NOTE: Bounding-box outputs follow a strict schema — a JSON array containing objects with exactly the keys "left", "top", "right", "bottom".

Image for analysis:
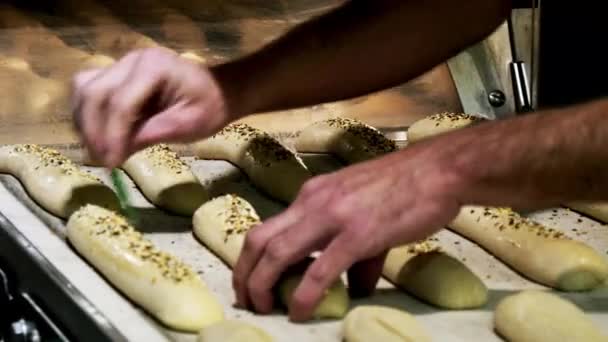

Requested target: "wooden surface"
[{"left": 0, "top": 0, "right": 462, "bottom": 150}]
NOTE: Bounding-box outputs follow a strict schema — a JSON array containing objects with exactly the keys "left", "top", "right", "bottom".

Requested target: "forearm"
[
  {"left": 443, "top": 99, "right": 608, "bottom": 209},
  {"left": 213, "top": 0, "right": 511, "bottom": 117}
]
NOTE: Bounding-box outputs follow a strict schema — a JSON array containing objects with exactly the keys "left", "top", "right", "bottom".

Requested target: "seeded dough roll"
[
  {"left": 494, "top": 290, "right": 607, "bottom": 342},
  {"left": 295, "top": 117, "right": 397, "bottom": 163},
  {"left": 193, "top": 194, "right": 349, "bottom": 319},
  {"left": 567, "top": 201, "right": 608, "bottom": 223},
  {"left": 194, "top": 123, "right": 312, "bottom": 203},
  {"left": 383, "top": 242, "right": 487, "bottom": 309},
  {"left": 407, "top": 112, "right": 485, "bottom": 143},
  {"left": 0, "top": 144, "right": 119, "bottom": 218},
  {"left": 122, "top": 144, "right": 208, "bottom": 215},
  {"left": 449, "top": 206, "right": 608, "bottom": 291},
  {"left": 67, "top": 205, "right": 224, "bottom": 331},
  {"left": 197, "top": 320, "right": 273, "bottom": 342},
  {"left": 342, "top": 306, "right": 431, "bottom": 342}
]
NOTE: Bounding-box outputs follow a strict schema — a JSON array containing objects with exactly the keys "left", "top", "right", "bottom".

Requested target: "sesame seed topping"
[
  {"left": 213, "top": 123, "right": 308, "bottom": 166},
  {"left": 428, "top": 112, "right": 484, "bottom": 123},
  {"left": 11, "top": 144, "right": 100, "bottom": 181},
  {"left": 218, "top": 194, "right": 261, "bottom": 242},
  {"left": 142, "top": 144, "right": 189, "bottom": 174},
  {"left": 74, "top": 205, "right": 196, "bottom": 283},
  {"left": 406, "top": 240, "right": 440, "bottom": 255},
  {"left": 323, "top": 117, "right": 397, "bottom": 155},
  {"left": 483, "top": 207, "right": 567, "bottom": 239}
]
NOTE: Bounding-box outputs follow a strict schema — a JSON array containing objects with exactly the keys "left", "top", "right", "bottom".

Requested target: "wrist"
[{"left": 210, "top": 62, "right": 249, "bottom": 120}]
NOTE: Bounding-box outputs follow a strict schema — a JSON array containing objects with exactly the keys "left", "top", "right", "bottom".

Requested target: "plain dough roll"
[
  {"left": 494, "top": 290, "right": 607, "bottom": 342},
  {"left": 0, "top": 57, "right": 68, "bottom": 120},
  {"left": 67, "top": 205, "right": 224, "bottom": 332},
  {"left": 383, "top": 242, "right": 487, "bottom": 309},
  {"left": 122, "top": 144, "right": 208, "bottom": 215},
  {"left": 449, "top": 206, "right": 608, "bottom": 291},
  {"left": 342, "top": 305, "right": 432, "bottom": 342},
  {"left": 197, "top": 320, "right": 273, "bottom": 342},
  {"left": 193, "top": 194, "right": 349, "bottom": 319},
  {"left": 407, "top": 112, "right": 485, "bottom": 143},
  {"left": 194, "top": 123, "right": 312, "bottom": 203},
  {"left": 295, "top": 117, "right": 397, "bottom": 163},
  {"left": 0, "top": 144, "right": 119, "bottom": 218},
  {"left": 567, "top": 201, "right": 608, "bottom": 223}
]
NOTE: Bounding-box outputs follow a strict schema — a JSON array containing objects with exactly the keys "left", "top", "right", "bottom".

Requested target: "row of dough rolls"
[
  {"left": 293, "top": 117, "right": 488, "bottom": 309},
  {"left": 407, "top": 112, "right": 608, "bottom": 291},
  {"left": 287, "top": 114, "right": 608, "bottom": 341},
  {"left": 0, "top": 144, "right": 226, "bottom": 332},
  {"left": 408, "top": 113, "right": 608, "bottom": 341}
]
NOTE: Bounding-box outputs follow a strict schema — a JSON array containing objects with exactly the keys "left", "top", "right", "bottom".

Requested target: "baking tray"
[{"left": 0, "top": 154, "right": 607, "bottom": 341}]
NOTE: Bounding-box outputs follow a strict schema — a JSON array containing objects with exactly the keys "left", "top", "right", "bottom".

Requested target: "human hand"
[
  {"left": 72, "top": 47, "right": 239, "bottom": 167},
  {"left": 232, "top": 139, "right": 467, "bottom": 321}
]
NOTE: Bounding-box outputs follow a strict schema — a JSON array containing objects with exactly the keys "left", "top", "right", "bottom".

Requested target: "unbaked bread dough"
[
  {"left": 494, "top": 290, "right": 607, "bottom": 342},
  {"left": 407, "top": 112, "right": 608, "bottom": 290},
  {"left": 197, "top": 320, "right": 273, "bottom": 342},
  {"left": 122, "top": 144, "right": 208, "bottom": 215},
  {"left": 193, "top": 194, "right": 349, "bottom": 319},
  {"left": 295, "top": 117, "right": 397, "bottom": 163},
  {"left": 449, "top": 206, "right": 608, "bottom": 290},
  {"left": 194, "top": 123, "right": 312, "bottom": 203},
  {"left": 407, "top": 112, "right": 485, "bottom": 143},
  {"left": 0, "top": 4, "right": 114, "bottom": 79},
  {"left": 0, "top": 57, "right": 68, "bottom": 121},
  {"left": 0, "top": 144, "right": 119, "bottom": 218},
  {"left": 67, "top": 204, "right": 224, "bottom": 332},
  {"left": 342, "top": 305, "right": 432, "bottom": 342},
  {"left": 567, "top": 201, "right": 608, "bottom": 224},
  {"left": 383, "top": 241, "right": 487, "bottom": 309}
]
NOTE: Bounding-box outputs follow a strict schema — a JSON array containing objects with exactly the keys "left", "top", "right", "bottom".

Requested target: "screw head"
[{"left": 488, "top": 90, "right": 506, "bottom": 107}]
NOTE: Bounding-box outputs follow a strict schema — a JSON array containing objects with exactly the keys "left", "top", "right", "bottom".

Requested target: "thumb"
[{"left": 347, "top": 251, "right": 387, "bottom": 298}]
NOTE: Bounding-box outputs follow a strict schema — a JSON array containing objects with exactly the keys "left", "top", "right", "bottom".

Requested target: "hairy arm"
[
  {"left": 440, "top": 99, "right": 608, "bottom": 209},
  {"left": 213, "top": 0, "right": 512, "bottom": 116}
]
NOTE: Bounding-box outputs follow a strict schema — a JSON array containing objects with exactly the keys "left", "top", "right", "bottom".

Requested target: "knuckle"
[
  {"left": 306, "top": 263, "right": 329, "bottom": 286},
  {"left": 243, "top": 230, "right": 264, "bottom": 254},
  {"left": 246, "top": 279, "right": 265, "bottom": 298},
  {"left": 107, "top": 96, "right": 129, "bottom": 116},
  {"left": 289, "top": 291, "right": 309, "bottom": 309},
  {"left": 141, "top": 47, "right": 176, "bottom": 63},
  {"left": 326, "top": 197, "right": 349, "bottom": 225},
  {"left": 301, "top": 176, "right": 325, "bottom": 194},
  {"left": 81, "top": 81, "right": 109, "bottom": 100},
  {"left": 266, "top": 237, "right": 288, "bottom": 262}
]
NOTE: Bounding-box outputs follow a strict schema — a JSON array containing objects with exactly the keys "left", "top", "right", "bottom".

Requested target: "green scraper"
[{"left": 110, "top": 168, "right": 138, "bottom": 225}]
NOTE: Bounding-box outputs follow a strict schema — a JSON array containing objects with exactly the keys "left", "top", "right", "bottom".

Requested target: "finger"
[
  {"left": 347, "top": 251, "right": 387, "bottom": 298},
  {"left": 232, "top": 207, "right": 304, "bottom": 310},
  {"left": 104, "top": 60, "right": 165, "bottom": 167},
  {"left": 73, "top": 53, "right": 141, "bottom": 162},
  {"left": 89, "top": 52, "right": 145, "bottom": 166},
  {"left": 72, "top": 68, "right": 103, "bottom": 132},
  {"left": 73, "top": 69, "right": 113, "bottom": 161},
  {"left": 288, "top": 233, "right": 357, "bottom": 322},
  {"left": 246, "top": 214, "right": 334, "bottom": 314},
  {"left": 130, "top": 104, "right": 198, "bottom": 150}
]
